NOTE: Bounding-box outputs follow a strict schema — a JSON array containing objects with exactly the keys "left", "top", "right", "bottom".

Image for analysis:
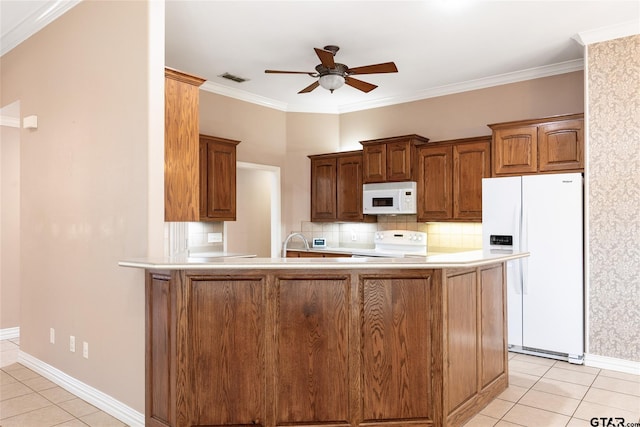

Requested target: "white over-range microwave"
[{"left": 363, "top": 181, "right": 417, "bottom": 215}]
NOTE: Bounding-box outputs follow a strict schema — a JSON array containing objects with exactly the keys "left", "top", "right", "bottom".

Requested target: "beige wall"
[
  {"left": 586, "top": 34, "right": 640, "bottom": 362},
  {"left": 339, "top": 71, "right": 585, "bottom": 146},
  {"left": 1, "top": 118, "right": 21, "bottom": 330},
  {"left": 0, "top": 1, "right": 150, "bottom": 412}
]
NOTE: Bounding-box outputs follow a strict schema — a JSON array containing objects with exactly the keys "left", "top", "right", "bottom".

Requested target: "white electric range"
[{"left": 349, "top": 230, "right": 428, "bottom": 258}]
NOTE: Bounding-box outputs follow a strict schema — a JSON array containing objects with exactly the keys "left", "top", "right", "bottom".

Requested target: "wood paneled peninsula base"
[{"left": 120, "top": 253, "right": 527, "bottom": 427}]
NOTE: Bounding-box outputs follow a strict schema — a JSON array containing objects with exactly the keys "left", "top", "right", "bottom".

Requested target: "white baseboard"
[
  {"left": 0, "top": 327, "right": 20, "bottom": 340},
  {"left": 584, "top": 353, "right": 640, "bottom": 375},
  {"left": 17, "top": 351, "right": 144, "bottom": 427}
]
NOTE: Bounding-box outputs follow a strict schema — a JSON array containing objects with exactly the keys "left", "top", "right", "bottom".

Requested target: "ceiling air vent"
[{"left": 219, "top": 72, "right": 249, "bottom": 83}]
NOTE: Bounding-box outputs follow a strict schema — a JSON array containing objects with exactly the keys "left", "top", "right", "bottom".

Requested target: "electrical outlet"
[
  {"left": 69, "top": 336, "right": 76, "bottom": 352},
  {"left": 82, "top": 341, "right": 89, "bottom": 359},
  {"left": 50, "top": 328, "right": 55, "bottom": 344},
  {"left": 207, "top": 232, "right": 223, "bottom": 243}
]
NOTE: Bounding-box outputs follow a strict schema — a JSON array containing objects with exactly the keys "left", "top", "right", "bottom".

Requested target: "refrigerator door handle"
[
  {"left": 513, "top": 205, "right": 522, "bottom": 295},
  {"left": 521, "top": 206, "right": 529, "bottom": 294}
]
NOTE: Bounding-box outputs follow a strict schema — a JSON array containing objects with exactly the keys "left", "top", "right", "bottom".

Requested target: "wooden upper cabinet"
[
  {"left": 489, "top": 113, "right": 584, "bottom": 177},
  {"left": 453, "top": 138, "right": 491, "bottom": 220},
  {"left": 337, "top": 153, "right": 365, "bottom": 221},
  {"left": 164, "top": 68, "right": 206, "bottom": 221},
  {"left": 361, "top": 134, "right": 429, "bottom": 183},
  {"left": 538, "top": 119, "right": 584, "bottom": 172},
  {"left": 199, "top": 135, "right": 240, "bottom": 221},
  {"left": 310, "top": 156, "right": 338, "bottom": 221},
  {"left": 361, "top": 143, "right": 386, "bottom": 183},
  {"left": 309, "top": 151, "right": 373, "bottom": 222},
  {"left": 417, "top": 144, "right": 453, "bottom": 221},
  {"left": 417, "top": 136, "right": 491, "bottom": 222},
  {"left": 492, "top": 126, "right": 538, "bottom": 176}
]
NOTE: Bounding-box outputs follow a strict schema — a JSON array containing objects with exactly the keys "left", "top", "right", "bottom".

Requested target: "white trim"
[
  {"left": 0, "top": 327, "right": 20, "bottom": 340},
  {"left": 584, "top": 353, "right": 640, "bottom": 375},
  {"left": 200, "top": 81, "right": 290, "bottom": 112},
  {"left": 0, "top": 116, "right": 20, "bottom": 128},
  {"left": 17, "top": 351, "right": 144, "bottom": 427},
  {"left": 0, "top": 0, "right": 81, "bottom": 57},
  {"left": 573, "top": 20, "right": 640, "bottom": 46},
  {"left": 200, "top": 59, "right": 584, "bottom": 114}
]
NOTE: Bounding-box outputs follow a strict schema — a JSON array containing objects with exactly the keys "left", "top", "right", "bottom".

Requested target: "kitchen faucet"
[{"left": 281, "top": 232, "right": 310, "bottom": 257}]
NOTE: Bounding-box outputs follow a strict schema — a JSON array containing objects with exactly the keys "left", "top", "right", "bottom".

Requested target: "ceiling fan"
[{"left": 265, "top": 45, "right": 398, "bottom": 94}]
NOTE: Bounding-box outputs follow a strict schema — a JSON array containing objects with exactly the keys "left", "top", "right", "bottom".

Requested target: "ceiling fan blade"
[
  {"left": 265, "top": 70, "right": 315, "bottom": 75},
  {"left": 314, "top": 48, "right": 336, "bottom": 69},
  {"left": 298, "top": 81, "right": 320, "bottom": 94},
  {"left": 347, "top": 62, "right": 398, "bottom": 75},
  {"left": 345, "top": 76, "right": 377, "bottom": 93}
]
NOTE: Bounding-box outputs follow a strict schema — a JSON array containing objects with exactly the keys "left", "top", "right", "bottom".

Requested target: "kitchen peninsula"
[{"left": 120, "top": 251, "right": 527, "bottom": 427}]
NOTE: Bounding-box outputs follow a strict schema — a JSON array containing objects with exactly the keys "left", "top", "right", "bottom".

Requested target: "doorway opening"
[{"left": 224, "top": 162, "right": 281, "bottom": 257}]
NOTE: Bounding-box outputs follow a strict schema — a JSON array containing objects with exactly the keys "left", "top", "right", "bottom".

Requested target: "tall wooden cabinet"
[
  {"left": 164, "top": 68, "right": 206, "bottom": 221},
  {"left": 309, "top": 151, "right": 373, "bottom": 222},
  {"left": 416, "top": 136, "right": 491, "bottom": 222},
  {"left": 199, "top": 135, "right": 240, "bottom": 221},
  {"left": 360, "top": 134, "right": 429, "bottom": 183},
  {"left": 489, "top": 114, "right": 584, "bottom": 176}
]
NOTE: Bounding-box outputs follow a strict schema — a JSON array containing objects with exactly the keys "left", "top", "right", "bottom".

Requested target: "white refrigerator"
[{"left": 482, "top": 173, "right": 584, "bottom": 364}]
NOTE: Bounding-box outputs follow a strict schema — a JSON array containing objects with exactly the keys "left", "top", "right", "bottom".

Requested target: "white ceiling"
[{"left": 2, "top": 1, "right": 639, "bottom": 114}]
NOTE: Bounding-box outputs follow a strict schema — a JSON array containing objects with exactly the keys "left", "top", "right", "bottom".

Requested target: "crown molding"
[
  {"left": 202, "top": 59, "right": 584, "bottom": 114},
  {"left": 200, "top": 81, "right": 290, "bottom": 112},
  {"left": 0, "top": 0, "right": 81, "bottom": 57},
  {"left": 572, "top": 20, "right": 640, "bottom": 45}
]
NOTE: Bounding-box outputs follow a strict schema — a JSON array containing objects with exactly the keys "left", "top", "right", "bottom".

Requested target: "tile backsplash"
[
  {"left": 165, "top": 221, "right": 224, "bottom": 256},
  {"left": 295, "top": 215, "right": 482, "bottom": 252}
]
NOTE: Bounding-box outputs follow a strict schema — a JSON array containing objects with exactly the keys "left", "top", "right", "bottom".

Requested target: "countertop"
[{"left": 118, "top": 250, "right": 528, "bottom": 270}]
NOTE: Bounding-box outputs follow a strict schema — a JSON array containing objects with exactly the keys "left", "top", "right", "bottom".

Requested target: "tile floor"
[
  {"left": 464, "top": 352, "right": 640, "bottom": 426},
  {"left": 1, "top": 338, "right": 128, "bottom": 426},
  {"left": 2, "top": 338, "right": 639, "bottom": 427}
]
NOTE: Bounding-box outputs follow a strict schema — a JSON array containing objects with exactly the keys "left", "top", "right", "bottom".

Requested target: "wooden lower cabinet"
[{"left": 145, "top": 264, "right": 507, "bottom": 427}]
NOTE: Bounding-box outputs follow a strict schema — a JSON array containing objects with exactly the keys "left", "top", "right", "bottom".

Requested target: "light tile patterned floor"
[
  {"left": 1, "top": 338, "right": 127, "bottom": 426},
  {"left": 2, "top": 338, "right": 639, "bottom": 426},
  {"left": 464, "top": 352, "right": 640, "bottom": 427}
]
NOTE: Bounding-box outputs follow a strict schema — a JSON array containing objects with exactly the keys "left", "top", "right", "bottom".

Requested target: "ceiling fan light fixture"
[{"left": 318, "top": 74, "right": 345, "bottom": 93}]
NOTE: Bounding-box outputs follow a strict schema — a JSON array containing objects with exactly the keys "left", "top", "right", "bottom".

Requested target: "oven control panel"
[{"left": 374, "top": 230, "right": 426, "bottom": 244}]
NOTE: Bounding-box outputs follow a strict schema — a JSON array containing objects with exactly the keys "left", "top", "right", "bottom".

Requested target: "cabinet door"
[
  {"left": 362, "top": 275, "right": 433, "bottom": 422},
  {"left": 492, "top": 126, "right": 537, "bottom": 176},
  {"left": 362, "top": 143, "right": 386, "bottom": 183},
  {"left": 453, "top": 140, "right": 491, "bottom": 220},
  {"left": 445, "top": 270, "right": 478, "bottom": 415},
  {"left": 200, "top": 138, "right": 237, "bottom": 221},
  {"left": 538, "top": 119, "right": 584, "bottom": 172},
  {"left": 417, "top": 145, "right": 453, "bottom": 221},
  {"left": 187, "top": 277, "right": 266, "bottom": 426},
  {"left": 310, "top": 157, "right": 337, "bottom": 221},
  {"left": 337, "top": 154, "right": 364, "bottom": 221},
  {"left": 386, "top": 141, "right": 412, "bottom": 182},
  {"left": 275, "top": 276, "right": 351, "bottom": 424}
]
